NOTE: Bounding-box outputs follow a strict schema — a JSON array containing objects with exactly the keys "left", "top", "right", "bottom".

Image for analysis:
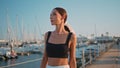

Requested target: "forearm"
[
  {"left": 40, "top": 57, "right": 48, "bottom": 68},
  {"left": 69, "top": 58, "right": 76, "bottom": 68}
]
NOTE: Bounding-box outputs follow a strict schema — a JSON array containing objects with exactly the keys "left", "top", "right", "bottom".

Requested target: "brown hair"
[
  {"left": 54, "top": 7, "right": 67, "bottom": 23},
  {"left": 54, "top": 7, "right": 70, "bottom": 32}
]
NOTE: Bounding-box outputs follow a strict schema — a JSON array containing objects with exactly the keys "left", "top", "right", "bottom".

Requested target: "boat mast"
[
  {"left": 6, "top": 8, "right": 11, "bottom": 42},
  {"left": 21, "top": 16, "right": 24, "bottom": 42},
  {"left": 35, "top": 16, "right": 41, "bottom": 43},
  {"left": 94, "top": 24, "right": 97, "bottom": 37},
  {"left": 16, "top": 15, "right": 18, "bottom": 43}
]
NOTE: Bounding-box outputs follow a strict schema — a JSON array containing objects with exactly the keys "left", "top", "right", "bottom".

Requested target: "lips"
[{"left": 51, "top": 19, "right": 54, "bottom": 22}]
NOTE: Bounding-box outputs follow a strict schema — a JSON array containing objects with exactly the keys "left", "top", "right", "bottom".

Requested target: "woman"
[{"left": 40, "top": 7, "right": 76, "bottom": 68}]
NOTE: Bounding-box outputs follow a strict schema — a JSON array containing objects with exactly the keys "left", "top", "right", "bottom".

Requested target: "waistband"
[{"left": 46, "top": 65, "right": 69, "bottom": 68}]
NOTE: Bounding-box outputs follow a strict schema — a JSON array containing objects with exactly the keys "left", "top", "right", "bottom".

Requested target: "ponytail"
[{"left": 64, "top": 25, "right": 70, "bottom": 32}]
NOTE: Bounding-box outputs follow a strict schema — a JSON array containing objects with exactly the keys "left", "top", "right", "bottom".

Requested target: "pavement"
[{"left": 85, "top": 44, "right": 120, "bottom": 68}]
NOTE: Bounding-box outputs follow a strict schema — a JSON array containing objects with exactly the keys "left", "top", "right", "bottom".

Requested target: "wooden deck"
[{"left": 85, "top": 44, "right": 120, "bottom": 68}]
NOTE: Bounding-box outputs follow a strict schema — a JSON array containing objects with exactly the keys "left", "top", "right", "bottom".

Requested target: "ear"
[
  {"left": 61, "top": 15, "right": 65, "bottom": 20},
  {"left": 63, "top": 15, "right": 66, "bottom": 19}
]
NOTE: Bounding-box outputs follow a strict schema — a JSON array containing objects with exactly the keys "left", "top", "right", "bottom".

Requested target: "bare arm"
[
  {"left": 69, "top": 34, "right": 77, "bottom": 68},
  {"left": 40, "top": 32, "right": 48, "bottom": 68}
]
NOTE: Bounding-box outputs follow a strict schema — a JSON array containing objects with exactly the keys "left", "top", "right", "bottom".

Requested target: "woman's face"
[{"left": 50, "top": 9, "right": 62, "bottom": 25}]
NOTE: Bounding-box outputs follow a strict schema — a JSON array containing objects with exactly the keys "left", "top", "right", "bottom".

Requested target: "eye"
[
  {"left": 50, "top": 11, "right": 57, "bottom": 17},
  {"left": 52, "top": 12, "right": 56, "bottom": 15}
]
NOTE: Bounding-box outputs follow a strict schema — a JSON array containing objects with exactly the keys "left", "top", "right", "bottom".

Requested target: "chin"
[
  {"left": 51, "top": 23, "right": 54, "bottom": 25},
  {"left": 51, "top": 22, "right": 55, "bottom": 25}
]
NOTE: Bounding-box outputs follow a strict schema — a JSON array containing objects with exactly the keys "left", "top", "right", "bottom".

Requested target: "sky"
[{"left": 0, "top": 0, "right": 120, "bottom": 40}]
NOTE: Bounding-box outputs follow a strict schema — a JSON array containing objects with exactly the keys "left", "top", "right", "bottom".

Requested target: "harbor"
[
  {"left": 0, "top": 54, "right": 42, "bottom": 68},
  {"left": 0, "top": 36, "right": 120, "bottom": 68},
  {"left": 0, "top": 0, "right": 120, "bottom": 68}
]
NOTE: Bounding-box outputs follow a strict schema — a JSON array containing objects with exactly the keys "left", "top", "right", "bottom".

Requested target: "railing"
[{"left": 77, "top": 42, "right": 115, "bottom": 68}]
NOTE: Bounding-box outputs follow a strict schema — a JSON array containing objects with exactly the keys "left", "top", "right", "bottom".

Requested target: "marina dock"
[
  {"left": 85, "top": 44, "right": 120, "bottom": 68},
  {"left": 0, "top": 37, "right": 119, "bottom": 68}
]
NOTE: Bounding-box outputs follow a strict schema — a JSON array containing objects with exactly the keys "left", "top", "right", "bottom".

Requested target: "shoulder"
[
  {"left": 70, "top": 32, "right": 76, "bottom": 41},
  {"left": 45, "top": 32, "right": 48, "bottom": 37},
  {"left": 69, "top": 33, "right": 77, "bottom": 48},
  {"left": 44, "top": 31, "right": 52, "bottom": 40},
  {"left": 45, "top": 31, "right": 52, "bottom": 36}
]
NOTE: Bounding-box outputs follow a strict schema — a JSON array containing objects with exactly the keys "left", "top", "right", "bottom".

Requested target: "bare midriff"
[{"left": 48, "top": 57, "right": 69, "bottom": 66}]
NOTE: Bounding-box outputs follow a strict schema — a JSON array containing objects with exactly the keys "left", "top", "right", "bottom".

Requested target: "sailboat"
[{"left": 3, "top": 9, "right": 18, "bottom": 60}]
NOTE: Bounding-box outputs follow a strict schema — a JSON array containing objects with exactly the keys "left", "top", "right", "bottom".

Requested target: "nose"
[
  {"left": 50, "top": 16, "right": 52, "bottom": 19},
  {"left": 50, "top": 14, "right": 52, "bottom": 19},
  {"left": 50, "top": 14, "right": 53, "bottom": 20}
]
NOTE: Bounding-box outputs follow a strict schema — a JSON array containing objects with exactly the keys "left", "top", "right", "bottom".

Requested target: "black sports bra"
[{"left": 46, "top": 31, "right": 72, "bottom": 58}]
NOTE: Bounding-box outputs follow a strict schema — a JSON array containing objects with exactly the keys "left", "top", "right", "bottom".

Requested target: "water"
[
  {"left": 0, "top": 54, "right": 43, "bottom": 68},
  {"left": 0, "top": 44, "right": 99, "bottom": 68}
]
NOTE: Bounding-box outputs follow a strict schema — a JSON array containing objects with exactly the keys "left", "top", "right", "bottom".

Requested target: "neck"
[{"left": 54, "top": 23, "right": 66, "bottom": 34}]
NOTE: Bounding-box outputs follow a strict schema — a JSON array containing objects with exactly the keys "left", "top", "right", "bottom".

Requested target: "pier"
[{"left": 85, "top": 44, "right": 120, "bottom": 68}]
